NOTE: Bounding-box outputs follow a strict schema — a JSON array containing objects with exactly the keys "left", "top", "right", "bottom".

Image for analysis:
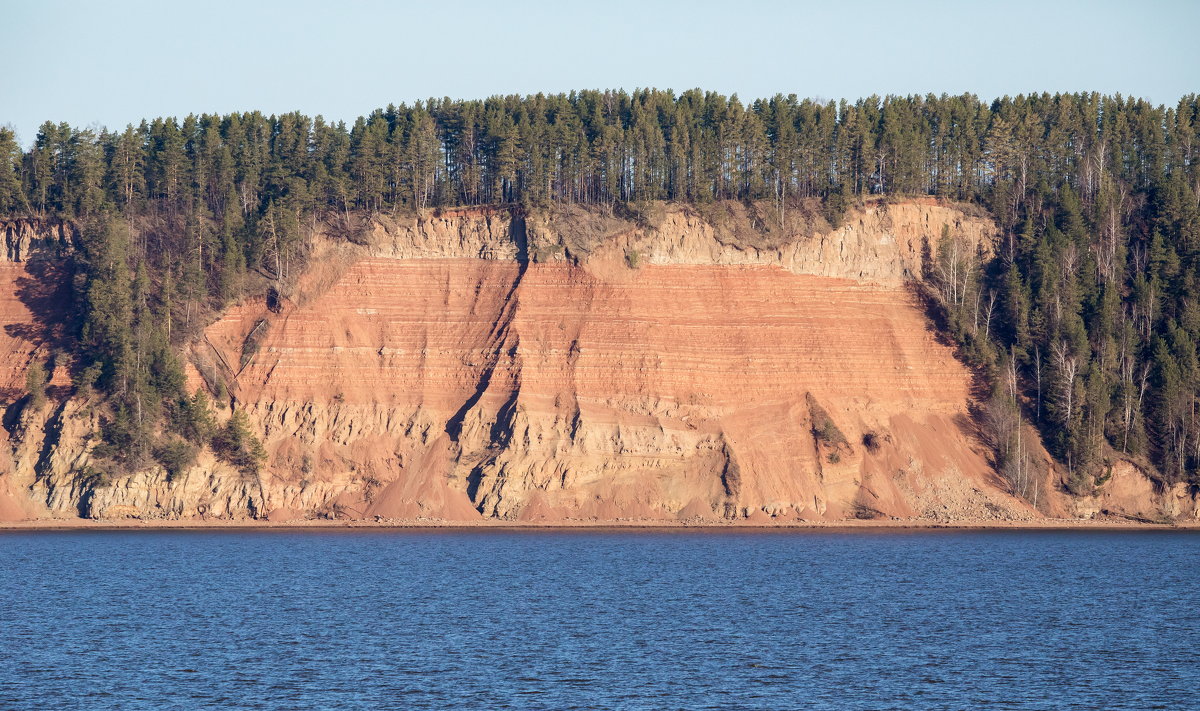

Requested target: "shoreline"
[{"left": 2, "top": 517, "right": 1197, "bottom": 532}]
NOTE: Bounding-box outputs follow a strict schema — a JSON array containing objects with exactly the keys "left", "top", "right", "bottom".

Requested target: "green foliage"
[
  {"left": 815, "top": 419, "right": 847, "bottom": 447},
  {"left": 0, "top": 90, "right": 1198, "bottom": 488},
  {"left": 822, "top": 187, "right": 849, "bottom": 228},
  {"left": 91, "top": 405, "right": 146, "bottom": 467},
  {"left": 0, "top": 128, "right": 27, "bottom": 213},
  {"left": 169, "top": 390, "right": 217, "bottom": 445},
  {"left": 153, "top": 437, "right": 198, "bottom": 481},
  {"left": 212, "top": 409, "right": 267, "bottom": 476},
  {"left": 1065, "top": 468, "right": 1094, "bottom": 496},
  {"left": 24, "top": 357, "right": 47, "bottom": 410},
  {"left": 77, "top": 464, "right": 113, "bottom": 489},
  {"left": 808, "top": 394, "right": 848, "bottom": 447}
]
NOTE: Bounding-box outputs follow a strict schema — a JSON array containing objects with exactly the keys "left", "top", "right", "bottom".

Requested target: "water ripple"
[{"left": 0, "top": 529, "right": 1197, "bottom": 710}]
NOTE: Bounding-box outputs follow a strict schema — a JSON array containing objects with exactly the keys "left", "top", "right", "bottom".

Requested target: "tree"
[
  {"left": 25, "top": 357, "right": 47, "bottom": 410},
  {"left": 212, "top": 409, "right": 267, "bottom": 476},
  {"left": 0, "top": 127, "right": 27, "bottom": 213},
  {"left": 2, "top": 90, "right": 1199, "bottom": 486}
]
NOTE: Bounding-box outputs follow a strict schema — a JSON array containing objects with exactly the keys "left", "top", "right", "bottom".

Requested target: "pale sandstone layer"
[{"left": 0, "top": 205, "right": 1195, "bottom": 523}]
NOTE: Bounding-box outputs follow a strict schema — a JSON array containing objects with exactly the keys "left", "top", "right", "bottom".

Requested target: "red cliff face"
[
  {"left": 193, "top": 201, "right": 1032, "bottom": 522},
  {"left": 0, "top": 218, "right": 76, "bottom": 520},
  {"left": 2, "top": 204, "right": 1195, "bottom": 522}
]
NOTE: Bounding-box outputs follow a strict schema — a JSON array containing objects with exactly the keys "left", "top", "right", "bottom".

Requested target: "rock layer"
[
  {"left": 1, "top": 203, "right": 1195, "bottom": 522},
  {"left": 198, "top": 201, "right": 1023, "bottom": 522}
]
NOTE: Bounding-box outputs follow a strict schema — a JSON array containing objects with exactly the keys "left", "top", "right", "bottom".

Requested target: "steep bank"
[{"left": 1, "top": 203, "right": 1195, "bottom": 523}]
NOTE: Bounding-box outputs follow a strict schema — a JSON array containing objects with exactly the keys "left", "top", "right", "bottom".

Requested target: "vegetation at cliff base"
[{"left": 0, "top": 89, "right": 1197, "bottom": 490}]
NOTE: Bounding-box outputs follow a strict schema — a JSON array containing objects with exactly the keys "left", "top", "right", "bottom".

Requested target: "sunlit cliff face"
[{"left": 1, "top": 204, "right": 1194, "bottom": 523}]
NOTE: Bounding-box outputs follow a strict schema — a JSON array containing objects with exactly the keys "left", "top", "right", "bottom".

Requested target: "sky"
[{"left": 2, "top": 0, "right": 1197, "bottom": 146}]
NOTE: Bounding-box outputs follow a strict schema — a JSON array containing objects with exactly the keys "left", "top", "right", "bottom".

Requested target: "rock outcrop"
[{"left": 1, "top": 202, "right": 1195, "bottom": 522}]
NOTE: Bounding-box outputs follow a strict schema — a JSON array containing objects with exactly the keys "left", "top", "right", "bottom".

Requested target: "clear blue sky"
[{"left": 3, "top": 0, "right": 1197, "bottom": 146}]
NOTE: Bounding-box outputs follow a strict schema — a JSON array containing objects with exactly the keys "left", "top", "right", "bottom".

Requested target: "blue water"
[{"left": 1, "top": 530, "right": 1198, "bottom": 710}]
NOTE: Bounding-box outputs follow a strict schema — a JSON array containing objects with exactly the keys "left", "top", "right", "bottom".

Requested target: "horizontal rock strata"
[{"left": 1, "top": 203, "right": 1193, "bottom": 522}]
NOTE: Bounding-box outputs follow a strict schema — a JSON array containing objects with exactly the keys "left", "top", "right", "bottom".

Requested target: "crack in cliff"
[
  {"left": 14, "top": 202, "right": 1167, "bottom": 524},
  {"left": 719, "top": 438, "right": 742, "bottom": 498},
  {"left": 444, "top": 220, "right": 528, "bottom": 442},
  {"left": 445, "top": 214, "right": 529, "bottom": 509}
]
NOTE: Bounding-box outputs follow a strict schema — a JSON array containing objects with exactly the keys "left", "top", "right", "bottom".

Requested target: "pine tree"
[{"left": 0, "top": 128, "right": 27, "bottom": 213}]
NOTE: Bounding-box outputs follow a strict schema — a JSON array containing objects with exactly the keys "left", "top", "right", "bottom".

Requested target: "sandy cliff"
[{"left": 0, "top": 204, "right": 1194, "bottom": 523}]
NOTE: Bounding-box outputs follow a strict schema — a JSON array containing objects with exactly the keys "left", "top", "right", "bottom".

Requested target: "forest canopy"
[{"left": 0, "top": 89, "right": 1197, "bottom": 490}]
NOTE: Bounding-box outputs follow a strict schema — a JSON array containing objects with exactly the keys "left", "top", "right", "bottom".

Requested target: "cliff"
[{"left": 0, "top": 204, "right": 1195, "bottom": 523}]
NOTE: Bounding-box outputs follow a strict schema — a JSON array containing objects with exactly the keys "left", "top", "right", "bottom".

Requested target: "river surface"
[{"left": 1, "top": 529, "right": 1197, "bottom": 710}]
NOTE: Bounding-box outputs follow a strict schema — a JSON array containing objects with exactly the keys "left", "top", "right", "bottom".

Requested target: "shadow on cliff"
[
  {"left": 5, "top": 257, "right": 77, "bottom": 354},
  {"left": 444, "top": 212, "right": 528, "bottom": 510},
  {"left": 908, "top": 280, "right": 992, "bottom": 402},
  {"left": 908, "top": 280, "right": 1024, "bottom": 498}
]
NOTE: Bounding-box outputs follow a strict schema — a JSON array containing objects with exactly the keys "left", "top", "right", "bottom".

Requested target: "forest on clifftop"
[{"left": 0, "top": 89, "right": 1197, "bottom": 494}]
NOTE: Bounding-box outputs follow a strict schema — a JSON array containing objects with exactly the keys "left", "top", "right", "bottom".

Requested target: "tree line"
[{"left": 0, "top": 89, "right": 1197, "bottom": 494}]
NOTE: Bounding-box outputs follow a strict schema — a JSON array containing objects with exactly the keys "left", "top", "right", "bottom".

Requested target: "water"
[{"left": 1, "top": 529, "right": 1197, "bottom": 710}]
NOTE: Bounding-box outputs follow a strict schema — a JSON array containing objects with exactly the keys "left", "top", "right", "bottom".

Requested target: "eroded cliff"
[{"left": 1, "top": 204, "right": 1194, "bottom": 523}]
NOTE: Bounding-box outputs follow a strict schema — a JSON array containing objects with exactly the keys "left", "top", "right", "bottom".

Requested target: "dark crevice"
[
  {"left": 720, "top": 438, "right": 741, "bottom": 498},
  {"left": 464, "top": 465, "right": 484, "bottom": 506},
  {"left": 446, "top": 213, "right": 530, "bottom": 513},
  {"left": 444, "top": 215, "right": 528, "bottom": 441}
]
